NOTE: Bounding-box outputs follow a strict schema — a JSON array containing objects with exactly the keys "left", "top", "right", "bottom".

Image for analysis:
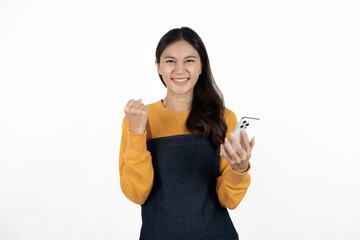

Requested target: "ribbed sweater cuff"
[
  {"left": 126, "top": 130, "right": 148, "bottom": 155},
  {"left": 228, "top": 163, "right": 251, "bottom": 184}
]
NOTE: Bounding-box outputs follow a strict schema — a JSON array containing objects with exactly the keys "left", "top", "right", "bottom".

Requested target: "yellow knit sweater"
[{"left": 119, "top": 100, "right": 250, "bottom": 209}]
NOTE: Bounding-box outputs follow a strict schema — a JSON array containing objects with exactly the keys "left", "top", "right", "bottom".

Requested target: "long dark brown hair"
[{"left": 155, "top": 27, "right": 227, "bottom": 153}]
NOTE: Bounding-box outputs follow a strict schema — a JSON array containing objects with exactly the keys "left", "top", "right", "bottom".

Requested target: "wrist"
[
  {"left": 233, "top": 163, "right": 249, "bottom": 173},
  {"left": 129, "top": 128, "right": 145, "bottom": 134}
]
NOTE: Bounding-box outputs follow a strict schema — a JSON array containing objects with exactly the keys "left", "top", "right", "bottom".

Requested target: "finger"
[
  {"left": 220, "top": 144, "right": 232, "bottom": 162},
  {"left": 250, "top": 136, "right": 255, "bottom": 149},
  {"left": 227, "top": 136, "right": 248, "bottom": 162},
  {"left": 241, "top": 130, "right": 251, "bottom": 153},
  {"left": 229, "top": 133, "right": 243, "bottom": 154},
  {"left": 124, "top": 99, "right": 135, "bottom": 112},
  {"left": 131, "top": 99, "right": 142, "bottom": 110},
  {"left": 139, "top": 103, "right": 145, "bottom": 110},
  {"left": 224, "top": 138, "right": 241, "bottom": 161}
]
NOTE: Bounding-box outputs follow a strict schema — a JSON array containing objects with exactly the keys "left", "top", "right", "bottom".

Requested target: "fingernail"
[
  {"left": 230, "top": 133, "right": 235, "bottom": 137},
  {"left": 225, "top": 138, "right": 229, "bottom": 143}
]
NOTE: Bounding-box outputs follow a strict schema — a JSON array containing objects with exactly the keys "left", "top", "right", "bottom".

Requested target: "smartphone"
[{"left": 229, "top": 116, "right": 260, "bottom": 154}]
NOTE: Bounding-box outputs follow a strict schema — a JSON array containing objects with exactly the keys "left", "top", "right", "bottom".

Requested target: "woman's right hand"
[{"left": 124, "top": 98, "right": 148, "bottom": 134}]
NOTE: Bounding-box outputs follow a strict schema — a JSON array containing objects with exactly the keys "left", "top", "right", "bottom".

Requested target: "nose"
[{"left": 174, "top": 61, "right": 186, "bottom": 74}]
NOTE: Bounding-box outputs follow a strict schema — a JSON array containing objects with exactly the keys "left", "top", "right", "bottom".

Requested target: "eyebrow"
[{"left": 163, "top": 56, "right": 198, "bottom": 59}]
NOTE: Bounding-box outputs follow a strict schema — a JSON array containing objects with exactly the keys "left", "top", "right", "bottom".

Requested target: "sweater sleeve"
[
  {"left": 119, "top": 116, "right": 154, "bottom": 205},
  {"left": 216, "top": 110, "right": 251, "bottom": 210}
]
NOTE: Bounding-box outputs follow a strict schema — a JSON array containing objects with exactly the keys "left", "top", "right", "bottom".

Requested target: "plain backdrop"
[{"left": 1, "top": 0, "right": 359, "bottom": 239}]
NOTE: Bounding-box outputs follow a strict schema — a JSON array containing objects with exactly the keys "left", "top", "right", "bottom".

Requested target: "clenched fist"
[{"left": 124, "top": 98, "right": 148, "bottom": 134}]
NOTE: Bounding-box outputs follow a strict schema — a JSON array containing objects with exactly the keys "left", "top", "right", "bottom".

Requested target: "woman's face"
[{"left": 156, "top": 40, "right": 202, "bottom": 97}]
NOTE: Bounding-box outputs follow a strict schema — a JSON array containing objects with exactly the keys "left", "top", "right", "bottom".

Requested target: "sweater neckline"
[{"left": 156, "top": 100, "right": 190, "bottom": 117}]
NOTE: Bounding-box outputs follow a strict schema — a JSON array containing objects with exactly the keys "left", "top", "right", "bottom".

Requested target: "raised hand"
[{"left": 124, "top": 98, "right": 148, "bottom": 134}]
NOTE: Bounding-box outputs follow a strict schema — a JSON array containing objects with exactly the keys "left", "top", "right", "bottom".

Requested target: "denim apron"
[{"left": 140, "top": 134, "right": 238, "bottom": 240}]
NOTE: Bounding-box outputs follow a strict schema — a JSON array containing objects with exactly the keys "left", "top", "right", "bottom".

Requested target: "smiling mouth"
[{"left": 172, "top": 78, "right": 189, "bottom": 83}]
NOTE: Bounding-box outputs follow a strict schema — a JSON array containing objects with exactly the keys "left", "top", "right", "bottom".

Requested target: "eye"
[
  {"left": 186, "top": 59, "right": 195, "bottom": 62},
  {"left": 166, "top": 60, "right": 175, "bottom": 63}
]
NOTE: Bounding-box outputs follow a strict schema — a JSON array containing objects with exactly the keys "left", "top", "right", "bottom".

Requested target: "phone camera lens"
[
  {"left": 240, "top": 125, "right": 244, "bottom": 128},
  {"left": 246, "top": 123, "right": 250, "bottom": 127}
]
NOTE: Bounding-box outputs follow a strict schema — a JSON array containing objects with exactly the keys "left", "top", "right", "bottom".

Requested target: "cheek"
[
  {"left": 163, "top": 68, "right": 173, "bottom": 78},
  {"left": 190, "top": 65, "right": 202, "bottom": 75},
  {"left": 159, "top": 66, "right": 171, "bottom": 77}
]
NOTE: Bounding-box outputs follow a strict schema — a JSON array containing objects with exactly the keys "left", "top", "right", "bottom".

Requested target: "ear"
[{"left": 155, "top": 59, "right": 161, "bottom": 75}]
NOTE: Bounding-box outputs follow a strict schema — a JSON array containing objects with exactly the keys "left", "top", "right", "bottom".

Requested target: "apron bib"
[{"left": 140, "top": 134, "right": 238, "bottom": 240}]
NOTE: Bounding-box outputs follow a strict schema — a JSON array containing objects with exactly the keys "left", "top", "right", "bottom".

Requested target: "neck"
[{"left": 162, "top": 94, "right": 192, "bottom": 111}]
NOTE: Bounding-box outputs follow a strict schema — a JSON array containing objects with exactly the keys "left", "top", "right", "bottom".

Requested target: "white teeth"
[{"left": 172, "top": 78, "right": 188, "bottom": 83}]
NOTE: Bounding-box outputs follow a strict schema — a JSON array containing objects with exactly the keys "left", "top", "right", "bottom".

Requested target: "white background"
[{"left": 1, "top": 0, "right": 359, "bottom": 239}]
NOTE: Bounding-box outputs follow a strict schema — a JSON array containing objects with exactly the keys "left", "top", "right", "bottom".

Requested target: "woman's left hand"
[{"left": 220, "top": 131, "right": 255, "bottom": 173}]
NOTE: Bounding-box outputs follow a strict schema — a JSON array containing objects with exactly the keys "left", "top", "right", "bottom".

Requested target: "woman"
[{"left": 119, "top": 27, "right": 255, "bottom": 240}]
